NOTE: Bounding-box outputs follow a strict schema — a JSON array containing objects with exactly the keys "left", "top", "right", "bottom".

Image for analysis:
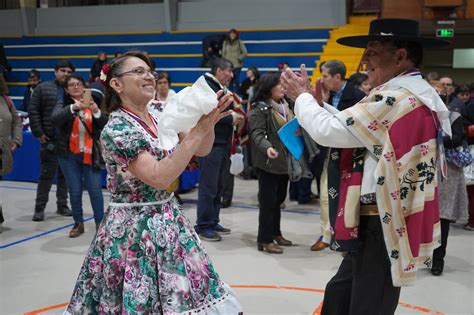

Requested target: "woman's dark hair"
[
  {"left": 102, "top": 50, "right": 153, "bottom": 114},
  {"left": 157, "top": 72, "right": 172, "bottom": 85},
  {"left": 227, "top": 28, "right": 239, "bottom": 41},
  {"left": 349, "top": 72, "right": 369, "bottom": 88},
  {"left": 248, "top": 67, "right": 260, "bottom": 81},
  {"left": 65, "top": 74, "right": 86, "bottom": 87},
  {"left": 252, "top": 72, "right": 281, "bottom": 105}
]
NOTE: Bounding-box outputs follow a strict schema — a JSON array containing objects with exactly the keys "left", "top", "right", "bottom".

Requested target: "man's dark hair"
[
  {"left": 383, "top": 39, "right": 424, "bottom": 68},
  {"left": 210, "top": 58, "right": 233, "bottom": 75},
  {"left": 28, "top": 69, "right": 40, "bottom": 79},
  {"left": 455, "top": 84, "right": 470, "bottom": 95},
  {"left": 252, "top": 72, "right": 281, "bottom": 105},
  {"left": 54, "top": 59, "right": 75, "bottom": 72},
  {"left": 321, "top": 60, "right": 346, "bottom": 79}
]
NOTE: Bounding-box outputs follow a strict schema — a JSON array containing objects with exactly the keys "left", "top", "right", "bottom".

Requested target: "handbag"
[
  {"left": 445, "top": 146, "right": 473, "bottom": 168},
  {"left": 77, "top": 114, "right": 105, "bottom": 169}
]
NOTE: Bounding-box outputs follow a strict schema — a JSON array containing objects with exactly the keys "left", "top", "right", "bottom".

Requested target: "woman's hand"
[
  {"left": 71, "top": 99, "right": 83, "bottom": 111},
  {"left": 267, "top": 147, "right": 279, "bottom": 159},
  {"left": 90, "top": 101, "right": 100, "bottom": 113}
]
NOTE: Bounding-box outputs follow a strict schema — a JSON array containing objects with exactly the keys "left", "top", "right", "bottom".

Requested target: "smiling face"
[
  {"left": 361, "top": 41, "right": 400, "bottom": 88},
  {"left": 111, "top": 57, "right": 156, "bottom": 107}
]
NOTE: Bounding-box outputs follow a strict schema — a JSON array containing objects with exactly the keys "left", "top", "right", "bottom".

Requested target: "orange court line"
[
  {"left": 24, "top": 302, "right": 69, "bottom": 315},
  {"left": 23, "top": 285, "right": 445, "bottom": 315},
  {"left": 313, "top": 301, "right": 323, "bottom": 315}
]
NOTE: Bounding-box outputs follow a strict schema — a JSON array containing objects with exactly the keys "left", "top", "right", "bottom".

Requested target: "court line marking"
[
  {"left": 0, "top": 217, "right": 94, "bottom": 249},
  {"left": 0, "top": 184, "right": 319, "bottom": 249},
  {"left": 23, "top": 285, "right": 445, "bottom": 315}
]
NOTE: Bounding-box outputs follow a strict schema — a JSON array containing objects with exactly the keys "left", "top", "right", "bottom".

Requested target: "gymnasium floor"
[{"left": 1, "top": 178, "right": 473, "bottom": 315}]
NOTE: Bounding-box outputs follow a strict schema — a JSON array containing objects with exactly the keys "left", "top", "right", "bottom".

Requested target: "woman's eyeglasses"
[
  {"left": 67, "top": 82, "right": 84, "bottom": 88},
  {"left": 117, "top": 67, "right": 158, "bottom": 79}
]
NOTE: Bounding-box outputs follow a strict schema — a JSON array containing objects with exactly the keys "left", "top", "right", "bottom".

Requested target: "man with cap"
[
  {"left": 21, "top": 69, "right": 41, "bottom": 112},
  {"left": 281, "top": 19, "right": 451, "bottom": 314}
]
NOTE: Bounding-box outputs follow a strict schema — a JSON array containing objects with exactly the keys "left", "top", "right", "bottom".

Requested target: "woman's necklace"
[{"left": 120, "top": 106, "right": 158, "bottom": 138}]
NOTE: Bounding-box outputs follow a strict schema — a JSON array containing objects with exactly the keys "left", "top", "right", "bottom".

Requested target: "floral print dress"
[{"left": 65, "top": 109, "right": 242, "bottom": 314}]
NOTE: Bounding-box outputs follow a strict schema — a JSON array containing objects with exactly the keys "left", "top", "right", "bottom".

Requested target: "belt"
[
  {"left": 109, "top": 193, "right": 174, "bottom": 207},
  {"left": 360, "top": 204, "right": 379, "bottom": 216}
]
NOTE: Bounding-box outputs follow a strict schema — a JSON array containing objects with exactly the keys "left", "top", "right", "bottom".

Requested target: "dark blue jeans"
[
  {"left": 58, "top": 153, "right": 104, "bottom": 224},
  {"left": 195, "top": 144, "right": 229, "bottom": 233}
]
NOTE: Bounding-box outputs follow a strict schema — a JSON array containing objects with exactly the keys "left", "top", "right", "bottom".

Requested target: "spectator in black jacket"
[
  {"left": 194, "top": 58, "right": 244, "bottom": 242},
  {"left": 28, "top": 60, "right": 75, "bottom": 221},
  {"left": 21, "top": 69, "right": 41, "bottom": 112}
]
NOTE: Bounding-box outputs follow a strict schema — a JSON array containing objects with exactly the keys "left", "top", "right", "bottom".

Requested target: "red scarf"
[{"left": 69, "top": 108, "right": 93, "bottom": 165}]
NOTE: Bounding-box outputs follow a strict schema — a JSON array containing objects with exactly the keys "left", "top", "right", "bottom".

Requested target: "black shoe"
[
  {"left": 32, "top": 211, "right": 45, "bottom": 221},
  {"left": 57, "top": 207, "right": 72, "bottom": 216},
  {"left": 199, "top": 229, "right": 222, "bottom": 242},
  {"left": 221, "top": 200, "right": 231, "bottom": 208},
  {"left": 431, "top": 260, "right": 444, "bottom": 276},
  {"left": 214, "top": 224, "right": 231, "bottom": 235},
  {"left": 175, "top": 195, "right": 183, "bottom": 205}
]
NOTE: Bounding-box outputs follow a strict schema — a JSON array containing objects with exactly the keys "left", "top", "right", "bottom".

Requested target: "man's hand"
[
  {"left": 311, "top": 79, "right": 330, "bottom": 107},
  {"left": 281, "top": 64, "right": 312, "bottom": 101},
  {"left": 10, "top": 143, "right": 17, "bottom": 152},
  {"left": 38, "top": 134, "right": 49, "bottom": 144}
]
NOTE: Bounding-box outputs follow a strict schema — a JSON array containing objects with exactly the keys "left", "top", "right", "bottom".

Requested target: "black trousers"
[
  {"left": 34, "top": 143, "right": 68, "bottom": 212},
  {"left": 257, "top": 168, "right": 288, "bottom": 243},
  {"left": 221, "top": 154, "right": 234, "bottom": 204},
  {"left": 321, "top": 216, "right": 401, "bottom": 315},
  {"left": 432, "top": 218, "right": 450, "bottom": 267}
]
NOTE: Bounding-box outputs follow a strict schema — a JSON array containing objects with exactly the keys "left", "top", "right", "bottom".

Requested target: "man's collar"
[
  {"left": 334, "top": 80, "right": 347, "bottom": 95},
  {"left": 204, "top": 72, "right": 225, "bottom": 89}
]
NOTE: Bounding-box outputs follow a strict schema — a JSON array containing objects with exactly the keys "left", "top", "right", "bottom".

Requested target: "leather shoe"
[
  {"left": 274, "top": 235, "right": 292, "bottom": 246},
  {"left": 310, "top": 239, "right": 329, "bottom": 251},
  {"left": 69, "top": 222, "right": 84, "bottom": 238},
  {"left": 32, "top": 211, "right": 45, "bottom": 222},
  {"left": 221, "top": 200, "right": 231, "bottom": 208},
  {"left": 57, "top": 207, "right": 72, "bottom": 216},
  {"left": 431, "top": 260, "right": 444, "bottom": 276},
  {"left": 257, "top": 242, "right": 283, "bottom": 254}
]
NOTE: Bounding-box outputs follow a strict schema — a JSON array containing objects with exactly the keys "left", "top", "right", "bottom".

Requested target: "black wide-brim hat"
[{"left": 336, "top": 18, "right": 451, "bottom": 48}]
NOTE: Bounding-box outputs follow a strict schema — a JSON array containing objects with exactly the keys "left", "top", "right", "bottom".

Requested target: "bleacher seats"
[{"left": 1, "top": 28, "right": 332, "bottom": 109}]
